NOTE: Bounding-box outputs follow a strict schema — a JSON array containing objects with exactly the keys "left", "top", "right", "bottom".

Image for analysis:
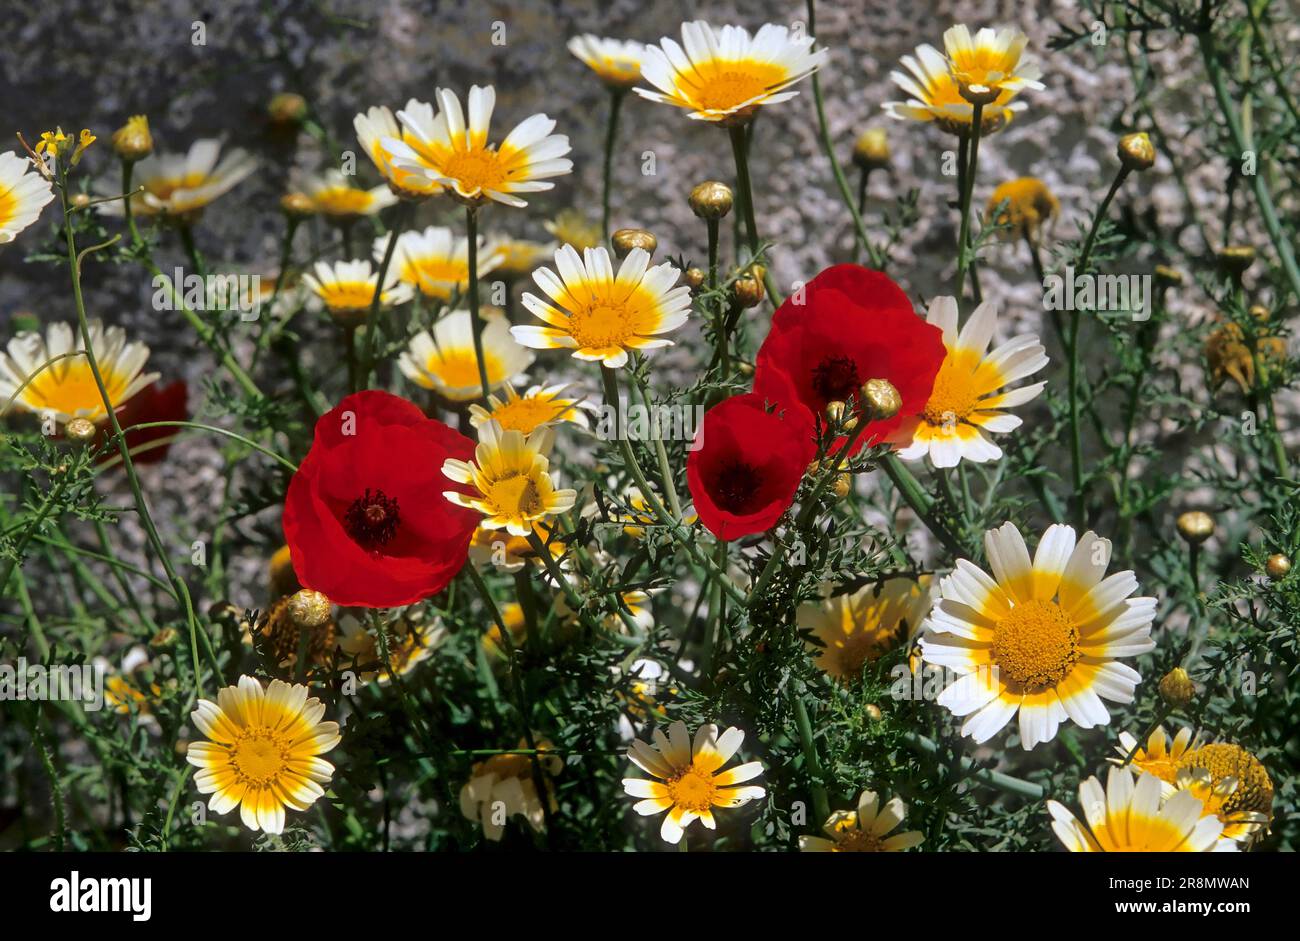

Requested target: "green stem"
[
  {"left": 794, "top": 695, "right": 830, "bottom": 823},
  {"left": 363, "top": 202, "right": 410, "bottom": 382},
  {"left": 601, "top": 89, "right": 625, "bottom": 241},
  {"left": 727, "top": 123, "right": 783, "bottom": 305},
  {"left": 465, "top": 205, "right": 491, "bottom": 400},
  {"left": 880, "top": 455, "right": 967, "bottom": 558},
  {"left": 954, "top": 103, "right": 985, "bottom": 297}
]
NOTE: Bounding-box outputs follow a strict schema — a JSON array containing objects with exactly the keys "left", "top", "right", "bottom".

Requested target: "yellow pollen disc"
[
  {"left": 145, "top": 171, "right": 208, "bottom": 201},
  {"left": 1177, "top": 744, "right": 1273, "bottom": 816},
  {"left": 666, "top": 765, "right": 717, "bottom": 814},
  {"left": 314, "top": 187, "right": 374, "bottom": 215},
  {"left": 441, "top": 147, "right": 509, "bottom": 193},
  {"left": 923, "top": 349, "right": 986, "bottom": 426},
  {"left": 230, "top": 729, "right": 291, "bottom": 787},
  {"left": 426, "top": 348, "right": 503, "bottom": 391},
  {"left": 490, "top": 396, "right": 569, "bottom": 434},
  {"left": 568, "top": 303, "right": 636, "bottom": 350},
  {"left": 833, "top": 825, "right": 885, "bottom": 852},
  {"left": 992, "top": 599, "right": 1079, "bottom": 691},
  {"left": 24, "top": 359, "right": 127, "bottom": 418},
  {"left": 406, "top": 257, "right": 468, "bottom": 297},
  {"left": 688, "top": 60, "right": 787, "bottom": 112},
  {"left": 321, "top": 281, "right": 380, "bottom": 311},
  {"left": 489, "top": 472, "right": 542, "bottom": 518}
]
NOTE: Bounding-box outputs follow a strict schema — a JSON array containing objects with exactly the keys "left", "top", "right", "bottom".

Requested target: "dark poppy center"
[
  {"left": 344, "top": 488, "right": 400, "bottom": 549},
  {"left": 810, "top": 355, "right": 861, "bottom": 404},
  {"left": 712, "top": 460, "right": 763, "bottom": 513}
]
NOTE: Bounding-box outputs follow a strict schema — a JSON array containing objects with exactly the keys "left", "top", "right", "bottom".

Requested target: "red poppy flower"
[
  {"left": 752, "top": 264, "right": 945, "bottom": 452},
  {"left": 98, "top": 380, "right": 188, "bottom": 466},
  {"left": 283, "top": 390, "right": 479, "bottom": 608},
  {"left": 687, "top": 386, "right": 815, "bottom": 541}
]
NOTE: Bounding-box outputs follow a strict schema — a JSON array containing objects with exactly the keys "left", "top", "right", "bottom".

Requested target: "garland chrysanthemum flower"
[
  {"left": 469, "top": 522, "right": 566, "bottom": 574},
  {"left": 543, "top": 209, "right": 602, "bottom": 251},
  {"left": 1108, "top": 725, "right": 1203, "bottom": 794},
  {"left": 884, "top": 27, "right": 1040, "bottom": 136},
  {"left": 353, "top": 102, "right": 443, "bottom": 199},
  {"left": 799, "top": 791, "right": 925, "bottom": 852},
  {"left": 378, "top": 225, "right": 502, "bottom": 301},
  {"left": 282, "top": 390, "right": 480, "bottom": 608},
  {"left": 1047, "top": 766, "right": 1237, "bottom": 852},
  {"left": 0, "top": 319, "right": 159, "bottom": 424},
  {"left": 920, "top": 522, "right": 1156, "bottom": 749},
  {"left": 302, "top": 168, "right": 397, "bottom": 219},
  {"left": 185, "top": 675, "right": 341, "bottom": 834},
  {"left": 459, "top": 740, "right": 561, "bottom": 841},
  {"left": 0, "top": 150, "right": 56, "bottom": 243},
  {"left": 568, "top": 34, "right": 646, "bottom": 89},
  {"left": 986, "top": 177, "right": 1059, "bottom": 245},
  {"left": 512, "top": 244, "right": 691, "bottom": 368},
  {"left": 1173, "top": 742, "right": 1274, "bottom": 844},
  {"left": 487, "top": 236, "right": 557, "bottom": 280},
  {"left": 398, "top": 309, "right": 533, "bottom": 402},
  {"left": 892, "top": 296, "right": 1048, "bottom": 467},
  {"left": 336, "top": 611, "right": 446, "bottom": 685},
  {"left": 385, "top": 86, "right": 573, "bottom": 208},
  {"left": 622, "top": 720, "right": 765, "bottom": 844},
  {"left": 302, "top": 259, "right": 413, "bottom": 325},
  {"left": 442, "top": 420, "right": 578, "bottom": 537},
  {"left": 468, "top": 383, "right": 592, "bottom": 434},
  {"left": 635, "top": 21, "right": 828, "bottom": 125},
  {"left": 798, "top": 576, "right": 932, "bottom": 682},
  {"left": 99, "top": 139, "right": 256, "bottom": 218}
]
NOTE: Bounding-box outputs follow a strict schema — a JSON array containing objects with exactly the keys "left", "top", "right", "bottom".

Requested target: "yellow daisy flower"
[
  {"left": 622, "top": 719, "right": 765, "bottom": 844},
  {"left": 302, "top": 259, "right": 413, "bottom": 324},
  {"left": 1109, "top": 725, "right": 1203, "bottom": 793},
  {"left": 487, "top": 236, "right": 557, "bottom": 280},
  {"left": 377, "top": 225, "right": 502, "bottom": 301},
  {"left": 385, "top": 86, "right": 573, "bottom": 208},
  {"left": 459, "top": 740, "right": 562, "bottom": 841},
  {"left": 543, "top": 209, "right": 602, "bottom": 251},
  {"left": 568, "top": 34, "right": 646, "bottom": 89},
  {"left": 919, "top": 522, "right": 1156, "bottom": 750},
  {"left": 0, "top": 319, "right": 159, "bottom": 424},
  {"left": 468, "top": 383, "right": 592, "bottom": 434},
  {"left": 469, "top": 523, "right": 567, "bottom": 574},
  {"left": 336, "top": 611, "right": 446, "bottom": 685},
  {"left": 398, "top": 309, "right": 533, "bottom": 402},
  {"left": 1174, "top": 742, "right": 1274, "bottom": 845},
  {"left": 353, "top": 102, "right": 444, "bottom": 199},
  {"left": 99, "top": 139, "right": 256, "bottom": 217},
  {"left": 636, "top": 21, "right": 828, "bottom": 125},
  {"left": 0, "top": 151, "right": 56, "bottom": 243},
  {"left": 798, "top": 576, "right": 932, "bottom": 682},
  {"left": 1048, "top": 767, "right": 1237, "bottom": 852},
  {"left": 943, "top": 25, "right": 1043, "bottom": 101},
  {"left": 442, "top": 420, "right": 578, "bottom": 537},
  {"left": 512, "top": 244, "right": 691, "bottom": 368},
  {"left": 986, "top": 177, "right": 1059, "bottom": 244},
  {"left": 301, "top": 168, "right": 397, "bottom": 219},
  {"left": 185, "top": 675, "right": 341, "bottom": 834},
  {"left": 1174, "top": 767, "right": 1270, "bottom": 846},
  {"left": 799, "top": 790, "right": 925, "bottom": 852},
  {"left": 892, "top": 297, "right": 1047, "bottom": 467}
]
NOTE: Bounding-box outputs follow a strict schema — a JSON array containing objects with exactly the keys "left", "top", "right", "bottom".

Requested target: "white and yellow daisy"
[
  {"left": 798, "top": 576, "right": 932, "bottom": 682},
  {"left": 459, "top": 740, "right": 561, "bottom": 841},
  {"left": 487, "top": 236, "right": 557, "bottom": 280},
  {"left": 1173, "top": 742, "right": 1274, "bottom": 845},
  {"left": 442, "top": 420, "right": 577, "bottom": 537},
  {"left": 336, "top": 611, "right": 446, "bottom": 685},
  {"left": 1109, "top": 726, "right": 1204, "bottom": 794},
  {"left": 353, "top": 102, "right": 444, "bottom": 199},
  {"left": 892, "top": 297, "right": 1047, "bottom": 467},
  {"left": 302, "top": 259, "right": 413, "bottom": 324},
  {"left": 884, "top": 27, "right": 1040, "bottom": 136},
  {"left": 0, "top": 319, "right": 159, "bottom": 424},
  {"left": 568, "top": 34, "right": 646, "bottom": 89},
  {"left": 1048, "top": 766, "right": 1237, "bottom": 852},
  {"left": 919, "top": 522, "right": 1156, "bottom": 750},
  {"left": 469, "top": 523, "right": 566, "bottom": 575},
  {"left": 636, "top": 21, "right": 828, "bottom": 124},
  {"left": 622, "top": 719, "right": 765, "bottom": 844},
  {"left": 185, "top": 675, "right": 341, "bottom": 834},
  {"left": 0, "top": 151, "right": 56, "bottom": 243},
  {"left": 385, "top": 86, "right": 573, "bottom": 208},
  {"left": 512, "top": 244, "right": 691, "bottom": 368},
  {"left": 1174, "top": 767, "right": 1270, "bottom": 846},
  {"left": 100, "top": 139, "right": 256, "bottom": 217},
  {"left": 468, "top": 383, "right": 592, "bottom": 434},
  {"left": 301, "top": 168, "right": 397, "bottom": 219},
  {"left": 799, "top": 790, "right": 925, "bottom": 852},
  {"left": 377, "top": 225, "right": 502, "bottom": 301},
  {"left": 398, "top": 308, "right": 533, "bottom": 402}
]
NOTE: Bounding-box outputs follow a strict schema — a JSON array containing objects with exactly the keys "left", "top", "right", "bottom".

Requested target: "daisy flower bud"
[
  {"left": 1158, "top": 667, "right": 1196, "bottom": 708},
  {"left": 288, "top": 589, "right": 332, "bottom": 628},
  {"left": 688, "top": 180, "right": 733, "bottom": 219},
  {"left": 611, "top": 227, "right": 657, "bottom": 259},
  {"left": 111, "top": 115, "right": 153, "bottom": 161},
  {"left": 852, "top": 128, "right": 890, "bottom": 171},
  {"left": 1265, "top": 553, "right": 1291, "bottom": 580},
  {"left": 1117, "top": 131, "right": 1156, "bottom": 172},
  {"left": 1176, "top": 510, "right": 1215, "bottom": 545}
]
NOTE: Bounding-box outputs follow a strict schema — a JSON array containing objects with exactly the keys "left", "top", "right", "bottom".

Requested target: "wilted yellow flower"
[
  {"left": 986, "top": 177, "right": 1059, "bottom": 244},
  {"left": 797, "top": 577, "right": 931, "bottom": 681}
]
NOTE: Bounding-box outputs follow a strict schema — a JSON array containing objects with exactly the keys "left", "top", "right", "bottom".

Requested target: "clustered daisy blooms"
[
  {"left": 399, "top": 309, "right": 533, "bottom": 402},
  {"left": 920, "top": 522, "right": 1156, "bottom": 749},
  {"left": 379, "top": 225, "right": 502, "bottom": 300},
  {"left": 799, "top": 790, "right": 925, "bottom": 852},
  {"left": 892, "top": 296, "right": 1048, "bottom": 467},
  {"left": 0, "top": 150, "right": 56, "bottom": 243},
  {"left": 512, "top": 244, "right": 691, "bottom": 368},
  {"left": 622, "top": 720, "right": 765, "bottom": 843},
  {"left": 186, "top": 675, "right": 341, "bottom": 834}
]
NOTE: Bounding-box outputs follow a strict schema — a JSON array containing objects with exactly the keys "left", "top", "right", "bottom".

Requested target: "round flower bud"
[
  {"left": 268, "top": 92, "right": 308, "bottom": 125},
  {"left": 280, "top": 191, "right": 316, "bottom": 219},
  {"left": 1158, "top": 667, "right": 1195, "bottom": 708},
  {"left": 851, "top": 128, "right": 890, "bottom": 171},
  {"left": 1117, "top": 132, "right": 1156, "bottom": 172},
  {"left": 684, "top": 267, "right": 706, "bottom": 292},
  {"left": 288, "top": 589, "right": 331, "bottom": 628},
  {"left": 825, "top": 400, "right": 847, "bottom": 424},
  {"left": 732, "top": 268, "right": 765, "bottom": 308},
  {"left": 1265, "top": 553, "right": 1291, "bottom": 580},
  {"left": 611, "top": 228, "right": 657, "bottom": 260},
  {"left": 111, "top": 115, "right": 153, "bottom": 161},
  {"left": 1176, "top": 510, "right": 1215, "bottom": 545},
  {"left": 1217, "top": 245, "right": 1255, "bottom": 277},
  {"left": 688, "top": 181, "right": 733, "bottom": 220},
  {"left": 1154, "top": 265, "right": 1183, "bottom": 287},
  {"left": 864, "top": 703, "right": 882, "bottom": 721},
  {"left": 149, "top": 626, "right": 179, "bottom": 649},
  {"left": 64, "top": 417, "right": 97, "bottom": 444},
  {"left": 860, "top": 378, "right": 901, "bottom": 422},
  {"left": 71, "top": 193, "right": 92, "bottom": 210},
  {"left": 1249, "top": 304, "right": 1271, "bottom": 324}
]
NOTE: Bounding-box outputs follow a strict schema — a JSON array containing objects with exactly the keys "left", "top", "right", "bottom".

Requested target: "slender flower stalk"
[
  {"left": 727, "top": 125, "right": 782, "bottom": 305},
  {"left": 601, "top": 89, "right": 626, "bottom": 241},
  {"left": 954, "top": 101, "right": 984, "bottom": 297},
  {"left": 465, "top": 206, "right": 491, "bottom": 400}
]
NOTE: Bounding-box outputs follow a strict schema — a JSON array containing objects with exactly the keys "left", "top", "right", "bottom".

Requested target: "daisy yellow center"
[
  {"left": 923, "top": 350, "right": 986, "bottom": 426},
  {"left": 832, "top": 821, "right": 885, "bottom": 852},
  {"left": 314, "top": 187, "right": 374, "bottom": 215},
  {"left": 427, "top": 348, "right": 503, "bottom": 392},
  {"left": 666, "top": 765, "right": 717, "bottom": 814},
  {"left": 406, "top": 257, "right": 468, "bottom": 295},
  {"left": 230, "top": 728, "right": 291, "bottom": 787},
  {"left": 488, "top": 471, "right": 543, "bottom": 518},
  {"left": 25, "top": 359, "right": 128, "bottom": 418},
  {"left": 1178, "top": 744, "right": 1273, "bottom": 815},
  {"left": 0, "top": 186, "right": 16, "bottom": 228},
  {"left": 144, "top": 172, "right": 208, "bottom": 201},
  {"left": 320, "top": 280, "right": 379, "bottom": 310},
  {"left": 1093, "top": 813, "right": 1192, "bottom": 851},
  {"left": 567, "top": 302, "right": 640, "bottom": 350},
  {"left": 689, "top": 60, "right": 788, "bottom": 112},
  {"left": 441, "top": 147, "right": 509, "bottom": 193},
  {"left": 992, "top": 599, "right": 1079, "bottom": 691},
  {"left": 490, "top": 396, "right": 568, "bottom": 434}
]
